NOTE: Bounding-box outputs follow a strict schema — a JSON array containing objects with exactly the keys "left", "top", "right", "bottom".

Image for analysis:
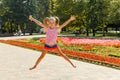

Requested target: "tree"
[
  {"left": 86, "top": 0, "right": 110, "bottom": 36},
  {"left": 1, "top": 0, "right": 37, "bottom": 35},
  {"left": 53, "top": 0, "right": 83, "bottom": 32},
  {"left": 108, "top": 0, "right": 120, "bottom": 33}
]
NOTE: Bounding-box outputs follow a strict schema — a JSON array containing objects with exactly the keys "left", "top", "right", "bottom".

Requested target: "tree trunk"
[
  {"left": 92, "top": 29, "right": 96, "bottom": 37},
  {"left": 86, "top": 28, "right": 89, "bottom": 36},
  {"left": 102, "top": 28, "right": 105, "bottom": 36},
  {"left": 23, "top": 29, "right": 25, "bottom": 36}
]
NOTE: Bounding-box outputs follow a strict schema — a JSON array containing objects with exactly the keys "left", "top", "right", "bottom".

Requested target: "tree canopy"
[{"left": 0, "top": 0, "right": 120, "bottom": 36}]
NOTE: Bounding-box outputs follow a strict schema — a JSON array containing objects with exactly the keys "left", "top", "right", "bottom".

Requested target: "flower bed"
[
  {"left": 60, "top": 37, "right": 120, "bottom": 47},
  {"left": 40, "top": 37, "right": 120, "bottom": 57},
  {"left": 0, "top": 37, "right": 120, "bottom": 68}
]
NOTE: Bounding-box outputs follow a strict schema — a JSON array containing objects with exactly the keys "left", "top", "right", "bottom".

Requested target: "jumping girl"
[{"left": 29, "top": 15, "right": 76, "bottom": 70}]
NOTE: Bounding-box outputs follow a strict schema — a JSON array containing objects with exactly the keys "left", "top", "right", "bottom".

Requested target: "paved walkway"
[
  {"left": 0, "top": 35, "right": 46, "bottom": 40},
  {"left": 0, "top": 35, "right": 120, "bottom": 80}
]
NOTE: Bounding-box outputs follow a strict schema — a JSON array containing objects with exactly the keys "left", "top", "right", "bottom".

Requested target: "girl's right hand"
[{"left": 29, "top": 15, "right": 33, "bottom": 21}]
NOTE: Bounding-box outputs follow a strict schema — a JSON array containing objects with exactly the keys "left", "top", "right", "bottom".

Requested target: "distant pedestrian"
[{"left": 18, "top": 29, "right": 22, "bottom": 36}]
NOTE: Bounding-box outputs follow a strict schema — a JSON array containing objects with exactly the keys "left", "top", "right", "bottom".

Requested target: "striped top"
[{"left": 45, "top": 27, "right": 58, "bottom": 45}]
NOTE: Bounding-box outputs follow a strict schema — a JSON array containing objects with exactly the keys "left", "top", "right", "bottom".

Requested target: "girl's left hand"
[
  {"left": 70, "top": 15, "right": 76, "bottom": 21},
  {"left": 29, "top": 15, "right": 33, "bottom": 21}
]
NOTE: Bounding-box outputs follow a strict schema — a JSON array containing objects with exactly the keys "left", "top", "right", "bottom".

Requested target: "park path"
[{"left": 0, "top": 35, "right": 120, "bottom": 80}]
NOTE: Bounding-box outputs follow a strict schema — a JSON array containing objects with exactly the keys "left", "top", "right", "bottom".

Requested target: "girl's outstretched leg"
[
  {"left": 56, "top": 46, "right": 76, "bottom": 68},
  {"left": 29, "top": 51, "right": 47, "bottom": 70}
]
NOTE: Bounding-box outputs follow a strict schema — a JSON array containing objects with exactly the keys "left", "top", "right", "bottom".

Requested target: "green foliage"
[
  {"left": 109, "top": 0, "right": 120, "bottom": 24},
  {"left": 0, "top": 0, "right": 120, "bottom": 36}
]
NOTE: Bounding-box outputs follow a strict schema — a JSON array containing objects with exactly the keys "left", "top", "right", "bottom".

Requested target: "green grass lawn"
[{"left": 60, "top": 31, "right": 120, "bottom": 38}]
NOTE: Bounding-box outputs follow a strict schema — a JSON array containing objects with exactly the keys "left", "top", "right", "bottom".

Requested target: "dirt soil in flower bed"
[{"left": 0, "top": 37, "right": 120, "bottom": 69}]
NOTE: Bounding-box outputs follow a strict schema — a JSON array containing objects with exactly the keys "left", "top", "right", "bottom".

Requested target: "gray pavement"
[{"left": 0, "top": 36, "right": 120, "bottom": 80}]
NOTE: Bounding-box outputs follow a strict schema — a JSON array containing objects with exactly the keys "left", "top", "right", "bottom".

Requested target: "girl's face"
[{"left": 48, "top": 19, "right": 56, "bottom": 29}]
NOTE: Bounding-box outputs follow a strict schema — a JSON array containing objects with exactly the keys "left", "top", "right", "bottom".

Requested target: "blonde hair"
[
  {"left": 43, "top": 16, "right": 60, "bottom": 27},
  {"left": 43, "top": 17, "right": 49, "bottom": 26},
  {"left": 49, "top": 16, "right": 56, "bottom": 21},
  {"left": 49, "top": 16, "right": 60, "bottom": 25},
  {"left": 54, "top": 16, "right": 60, "bottom": 26},
  {"left": 54, "top": 16, "right": 61, "bottom": 32}
]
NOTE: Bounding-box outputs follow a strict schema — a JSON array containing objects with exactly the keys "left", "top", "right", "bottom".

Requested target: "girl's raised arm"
[
  {"left": 59, "top": 15, "right": 76, "bottom": 29},
  {"left": 29, "top": 15, "right": 45, "bottom": 28}
]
